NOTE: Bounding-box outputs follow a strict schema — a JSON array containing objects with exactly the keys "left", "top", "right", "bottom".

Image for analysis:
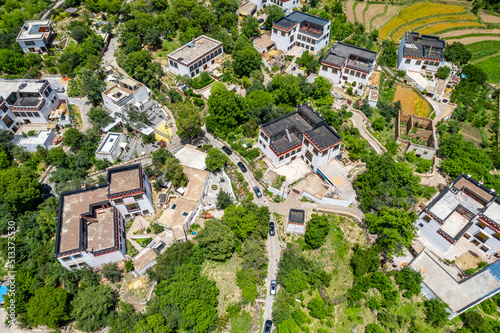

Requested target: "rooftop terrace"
[{"left": 168, "top": 35, "right": 222, "bottom": 66}]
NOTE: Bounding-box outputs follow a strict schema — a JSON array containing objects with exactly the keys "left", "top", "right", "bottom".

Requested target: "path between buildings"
[{"left": 67, "top": 96, "right": 91, "bottom": 132}]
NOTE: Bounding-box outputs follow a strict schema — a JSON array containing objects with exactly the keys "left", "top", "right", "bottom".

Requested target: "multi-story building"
[
  {"left": 271, "top": 11, "right": 330, "bottom": 53},
  {"left": 102, "top": 77, "right": 152, "bottom": 114},
  {"left": 55, "top": 164, "right": 155, "bottom": 270},
  {"left": 167, "top": 35, "right": 223, "bottom": 78},
  {"left": 16, "top": 20, "right": 54, "bottom": 54},
  {"left": 0, "top": 79, "right": 61, "bottom": 131},
  {"left": 95, "top": 132, "right": 127, "bottom": 163},
  {"left": 13, "top": 129, "right": 56, "bottom": 152},
  {"left": 319, "top": 42, "right": 377, "bottom": 86},
  {"left": 397, "top": 31, "right": 445, "bottom": 72},
  {"left": 415, "top": 174, "right": 500, "bottom": 259},
  {"left": 250, "top": 0, "right": 300, "bottom": 10},
  {"left": 257, "top": 103, "right": 342, "bottom": 171}
]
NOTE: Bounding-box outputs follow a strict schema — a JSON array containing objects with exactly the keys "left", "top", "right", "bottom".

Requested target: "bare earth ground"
[
  {"left": 455, "top": 251, "right": 485, "bottom": 271},
  {"left": 355, "top": 2, "right": 366, "bottom": 24},
  {"left": 440, "top": 28, "right": 500, "bottom": 37},
  {"left": 365, "top": 4, "right": 386, "bottom": 28},
  {"left": 346, "top": 0, "right": 356, "bottom": 23},
  {"left": 372, "top": 5, "right": 402, "bottom": 30},
  {"left": 445, "top": 35, "right": 500, "bottom": 44},
  {"left": 482, "top": 13, "right": 500, "bottom": 23}
]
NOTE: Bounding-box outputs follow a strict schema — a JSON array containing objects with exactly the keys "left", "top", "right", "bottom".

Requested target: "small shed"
[
  {"left": 157, "top": 193, "right": 169, "bottom": 209},
  {"left": 65, "top": 7, "right": 78, "bottom": 16},
  {"left": 286, "top": 209, "right": 306, "bottom": 235}
]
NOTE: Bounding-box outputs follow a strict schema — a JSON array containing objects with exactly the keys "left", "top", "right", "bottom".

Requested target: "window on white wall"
[{"left": 405, "top": 58, "right": 411, "bottom": 64}]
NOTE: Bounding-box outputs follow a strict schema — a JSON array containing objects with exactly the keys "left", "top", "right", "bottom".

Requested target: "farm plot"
[
  {"left": 475, "top": 54, "right": 500, "bottom": 83},
  {"left": 371, "top": 5, "right": 402, "bottom": 30},
  {"left": 419, "top": 21, "right": 484, "bottom": 35},
  {"left": 460, "top": 123, "right": 483, "bottom": 147},
  {"left": 394, "top": 85, "right": 431, "bottom": 118},
  {"left": 482, "top": 13, "right": 500, "bottom": 24},
  {"left": 379, "top": 2, "right": 468, "bottom": 39},
  {"left": 346, "top": 0, "right": 356, "bottom": 23},
  {"left": 440, "top": 28, "right": 500, "bottom": 38},
  {"left": 445, "top": 36, "right": 500, "bottom": 44},
  {"left": 355, "top": 2, "right": 366, "bottom": 23},
  {"left": 364, "top": 4, "right": 387, "bottom": 30},
  {"left": 389, "top": 13, "right": 478, "bottom": 41},
  {"left": 466, "top": 40, "right": 500, "bottom": 60}
]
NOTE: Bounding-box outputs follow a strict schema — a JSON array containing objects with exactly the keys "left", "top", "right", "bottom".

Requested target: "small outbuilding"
[{"left": 286, "top": 209, "right": 306, "bottom": 235}]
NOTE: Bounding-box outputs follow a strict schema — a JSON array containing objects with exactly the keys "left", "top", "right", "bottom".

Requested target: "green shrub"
[
  {"left": 307, "top": 297, "right": 327, "bottom": 319},
  {"left": 304, "top": 214, "right": 329, "bottom": 249},
  {"left": 236, "top": 269, "right": 258, "bottom": 302},
  {"left": 395, "top": 266, "right": 422, "bottom": 298},
  {"left": 479, "top": 298, "right": 497, "bottom": 315},
  {"left": 124, "top": 260, "right": 134, "bottom": 272},
  {"left": 284, "top": 269, "right": 308, "bottom": 294}
]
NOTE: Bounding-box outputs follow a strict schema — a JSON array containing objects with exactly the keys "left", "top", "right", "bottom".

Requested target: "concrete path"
[
  {"left": 67, "top": 96, "right": 92, "bottom": 132},
  {"left": 350, "top": 110, "right": 387, "bottom": 154}
]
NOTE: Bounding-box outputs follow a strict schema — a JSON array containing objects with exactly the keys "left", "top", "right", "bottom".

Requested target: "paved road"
[
  {"left": 67, "top": 96, "right": 92, "bottom": 131},
  {"left": 262, "top": 214, "right": 282, "bottom": 331}
]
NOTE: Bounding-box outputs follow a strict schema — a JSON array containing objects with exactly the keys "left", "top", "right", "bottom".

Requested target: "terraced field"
[
  {"left": 379, "top": 3, "right": 467, "bottom": 39},
  {"left": 466, "top": 40, "right": 500, "bottom": 60},
  {"left": 364, "top": 4, "right": 387, "bottom": 30},
  {"left": 445, "top": 36, "right": 500, "bottom": 44},
  {"left": 346, "top": 0, "right": 356, "bottom": 23}
]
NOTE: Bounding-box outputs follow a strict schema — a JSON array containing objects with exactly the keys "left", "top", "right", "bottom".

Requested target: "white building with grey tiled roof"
[
  {"left": 271, "top": 11, "right": 330, "bottom": 53},
  {"left": 257, "top": 103, "right": 342, "bottom": 170},
  {"left": 397, "top": 31, "right": 446, "bottom": 72},
  {"left": 167, "top": 35, "right": 223, "bottom": 78},
  {"left": 319, "top": 42, "right": 377, "bottom": 86}
]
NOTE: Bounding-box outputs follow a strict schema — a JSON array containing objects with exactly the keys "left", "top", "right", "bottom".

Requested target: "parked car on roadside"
[
  {"left": 253, "top": 186, "right": 262, "bottom": 198},
  {"left": 237, "top": 161, "right": 247, "bottom": 173},
  {"left": 264, "top": 320, "right": 272, "bottom": 333},
  {"left": 222, "top": 146, "right": 232, "bottom": 155},
  {"left": 270, "top": 280, "right": 277, "bottom": 295},
  {"left": 269, "top": 221, "right": 275, "bottom": 236}
]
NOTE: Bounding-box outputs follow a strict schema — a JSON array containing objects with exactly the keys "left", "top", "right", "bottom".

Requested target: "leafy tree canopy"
[{"left": 196, "top": 219, "right": 235, "bottom": 260}]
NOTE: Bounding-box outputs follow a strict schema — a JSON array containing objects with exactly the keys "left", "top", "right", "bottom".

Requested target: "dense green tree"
[
  {"left": 366, "top": 323, "right": 386, "bottom": 333},
  {"left": 216, "top": 190, "right": 233, "bottom": 209},
  {"left": 296, "top": 51, "right": 320, "bottom": 75},
  {"left": 232, "top": 41, "right": 261, "bottom": 77},
  {"left": 378, "top": 40, "right": 398, "bottom": 68},
  {"left": 444, "top": 42, "right": 471, "bottom": 65},
  {"left": 174, "top": 102, "right": 204, "bottom": 140},
  {"left": 62, "top": 128, "right": 84, "bottom": 149},
  {"left": 236, "top": 268, "right": 259, "bottom": 302},
  {"left": 71, "top": 285, "right": 116, "bottom": 332},
  {"left": 354, "top": 153, "right": 424, "bottom": 211},
  {"left": 101, "top": 263, "right": 123, "bottom": 283},
  {"left": 241, "top": 16, "right": 261, "bottom": 38},
  {"left": 307, "top": 297, "right": 327, "bottom": 319},
  {"left": 196, "top": 219, "right": 235, "bottom": 260},
  {"left": 304, "top": 214, "right": 330, "bottom": 249},
  {"left": 205, "top": 148, "right": 229, "bottom": 171},
  {"left": 264, "top": 5, "right": 285, "bottom": 29},
  {"left": 395, "top": 266, "right": 422, "bottom": 298},
  {"left": 222, "top": 204, "right": 258, "bottom": 239},
  {"left": 350, "top": 244, "right": 381, "bottom": 278},
  {"left": 365, "top": 207, "right": 418, "bottom": 255},
  {"left": 88, "top": 106, "right": 114, "bottom": 128},
  {"left": 26, "top": 286, "right": 69, "bottom": 329},
  {"left": 269, "top": 74, "right": 302, "bottom": 106},
  {"left": 424, "top": 298, "right": 449, "bottom": 327},
  {"left": 277, "top": 318, "right": 301, "bottom": 333},
  {"left": 0, "top": 166, "right": 41, "bottom": 212},
  {"left": 168, "top": 89, "right": 183, "bottom": 104},
  {"left": 284, "top": 269, "right": 308, "bottom": 294},
  {"left": 436, "top": 66, "right": 451, "bottom": 80},
  {"left": 206, "top": 82, "right": 248, "bottom": 138},
  {"left": 230, "top": 311, "right": 253, "bottom": 333}
]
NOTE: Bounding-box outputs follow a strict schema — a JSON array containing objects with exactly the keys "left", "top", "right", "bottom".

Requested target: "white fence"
[{"left": 301, "top": 191, "right": 350, "bottom": 207}]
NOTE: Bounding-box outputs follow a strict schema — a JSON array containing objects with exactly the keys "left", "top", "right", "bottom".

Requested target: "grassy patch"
[
  {"left": 475, "top": 54, "right": 500, "bottom": 83},
  {"left": 201, "top": 256, "right": 243, "bottom": 316},
  {"left": 379, "top": 72, "right": 396, "bottom": 103},
  {"left": 467, "top": 40, "right": 500, "bottom": 60},
  {"left": 394, "top": 85, "right": 431, "bottom": 117},
  {"left": 126, "top": 240, "right": 138, "bottom": 257}
]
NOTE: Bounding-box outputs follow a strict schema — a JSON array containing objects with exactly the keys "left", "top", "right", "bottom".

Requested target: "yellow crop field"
[
  {"left": 389, "top": 13, "right": 478, "bottom": 41},
  {"left": 379, "top": 2, "right": 467, "bottom": 39},
  {"left": 394, "top": 85, "right": 431, "bottom": 118},
  {"left": 419, "top": 21, "right": 484, "bottom": 35}
]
